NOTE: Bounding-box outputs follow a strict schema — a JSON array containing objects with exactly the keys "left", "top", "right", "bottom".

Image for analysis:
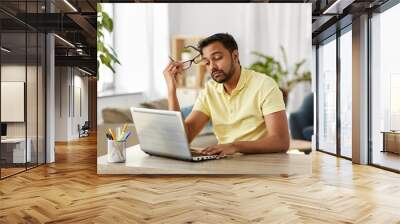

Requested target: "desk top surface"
[
  {"left": 97, "top": 144, "right": 312, "bottom": 176},
  {"left": 381, "top": 131, "right": 400, "bottom": 134}
]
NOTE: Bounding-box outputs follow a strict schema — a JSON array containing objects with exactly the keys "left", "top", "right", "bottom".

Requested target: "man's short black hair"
[{"left": 197, "top": 33, "right": 238, "bottom": 55}]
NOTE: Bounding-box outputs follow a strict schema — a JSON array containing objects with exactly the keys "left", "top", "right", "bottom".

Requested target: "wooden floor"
[
  {"left": 1, "top": 134, "right": 400, "bottom": 223},
  {"left": 1, "top": 167, "right": 26, "bottom": 178},
  {"left": 1, "top": 163, "right": 45, "bottom": 178},
  {"left": 373, "top": 151, "right": 400, "bottom": 171}
]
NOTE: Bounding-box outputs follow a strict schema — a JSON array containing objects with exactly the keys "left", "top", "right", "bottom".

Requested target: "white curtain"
[{"left": 112, "top": 3, "right": 169, "bottom": 101}]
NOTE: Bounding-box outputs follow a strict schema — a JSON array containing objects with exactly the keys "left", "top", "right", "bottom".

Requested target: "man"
[{"left": 163, "top": 33, "right": 289, "bottom": 158}]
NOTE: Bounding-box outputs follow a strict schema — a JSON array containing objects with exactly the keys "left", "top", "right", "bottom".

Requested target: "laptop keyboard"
[{"left": 190, "top": 149, "right": 218, "bottom": 161}]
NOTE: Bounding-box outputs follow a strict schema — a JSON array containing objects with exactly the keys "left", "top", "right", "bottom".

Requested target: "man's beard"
[{"left": 211, "top": 57, "right": 235, "bottom": 84}]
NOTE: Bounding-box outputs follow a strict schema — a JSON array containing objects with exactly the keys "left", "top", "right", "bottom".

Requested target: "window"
[
  {"left": 339, "top": 28, "right": 352, "bottom": 158},
  {"left": 317, "top": 36, "right": 337, "bottom": 154},
  {"left": 371, "top": 3, "right": 400, "bottom": 171},
  {"left": 0, "top": 1, "right": 46, "bottom": 179},
  {"left": 98, "top": 3, "right": 169, "bottom": 99}
]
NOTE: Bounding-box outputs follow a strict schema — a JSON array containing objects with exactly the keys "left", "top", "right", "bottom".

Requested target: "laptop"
[{"left": 130, "top": 107, "right": 219, "bottom": 162}]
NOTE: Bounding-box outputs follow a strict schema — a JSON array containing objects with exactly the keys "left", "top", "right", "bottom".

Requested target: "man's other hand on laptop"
[{"left": 201, "top": 143, "right": 238, "bottom": 158}]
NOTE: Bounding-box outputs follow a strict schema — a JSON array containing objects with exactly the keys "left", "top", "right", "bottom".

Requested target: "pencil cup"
[{"left": 107, "top": 140, "right": 126, "bottom": 163}]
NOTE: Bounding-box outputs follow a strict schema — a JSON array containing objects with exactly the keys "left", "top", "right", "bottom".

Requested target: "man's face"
[{"left": 201, "top": 42, "right": 237, "bottom": 83}]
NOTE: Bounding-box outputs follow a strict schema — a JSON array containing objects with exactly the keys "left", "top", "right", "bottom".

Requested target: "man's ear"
[{"left": 233, "top": 50, "right": 239, "bottom": 63}]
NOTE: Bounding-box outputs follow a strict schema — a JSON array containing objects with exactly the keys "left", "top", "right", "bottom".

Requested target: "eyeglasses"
[{"left": 169, "top": 45, "right": 203, "bottom": 70}]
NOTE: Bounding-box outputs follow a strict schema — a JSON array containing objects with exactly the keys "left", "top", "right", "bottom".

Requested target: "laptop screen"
[{"left": 1, "top": 123, "right": 7, "bottom": 137}]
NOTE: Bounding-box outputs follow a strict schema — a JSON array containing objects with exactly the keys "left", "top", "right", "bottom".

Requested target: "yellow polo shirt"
[{"left": 193, "top": 68, "right": 285, "bottom": 144}]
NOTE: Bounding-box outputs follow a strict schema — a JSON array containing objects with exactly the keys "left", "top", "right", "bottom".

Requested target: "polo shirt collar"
[{"left": 217, "top": 68, "right": 248, "bottom": 95}]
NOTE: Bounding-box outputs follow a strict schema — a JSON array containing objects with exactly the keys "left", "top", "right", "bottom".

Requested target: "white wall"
[
  {"left": 46, "top": 33, "right": 55, "bottom": 163},
  {"left": 72, "top": 74, "right": 89, "bottom": 138},
  {"left": 55, "top": 67, "right": 68, "bottom": 141},
  {"left": 55, "top": 67, "right": 89, "bottom": 141},
  {"left": 1, "top": 65, "right": 38, "bottom": 137},
  {"left": 1, "top": 65, "right": 26, "bottom": 134}
]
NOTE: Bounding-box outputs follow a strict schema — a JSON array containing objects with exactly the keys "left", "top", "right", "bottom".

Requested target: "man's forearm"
[
  {"left": 232, "top": 135, "right": 289, "bottom": 154},
  {"left": 168, "top": 90, "right": 193, "bottom": 139},
  {"left": 167, "top": 90, "right": 180, "bottom": 112}
]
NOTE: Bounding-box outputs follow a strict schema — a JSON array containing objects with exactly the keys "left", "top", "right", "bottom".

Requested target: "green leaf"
[
  {"left": 97, "top": 3, "right": 102, "bottom": 12},
  {"left": 102, "top": 12, "right": 113, "bottom": 32},
  {"left": 97, "top": 30, "right": 104, "bottom": 39},
  {"left": 248, "top": 46, "right": 312, "bottom": 92},
  {"left": 100, "top": 54, "right": 110, "bottom": 65},
  {"left": 108, "top": 46, "right": 121, "bottom": 64},
  {"left": 97, "top": 41, "right": 105, "bottom": 52},
  {"left": 100, "top": 54, "right": 116, "bottom": 73},
  {"left": 97, "top": 4, "right": 120, "bottom": 79},
  {"left": 251, "top": 51, "right": 269, "bottom": 59},
  {"left": 293, "top": 59, "right": 306, "bottom": 76}
]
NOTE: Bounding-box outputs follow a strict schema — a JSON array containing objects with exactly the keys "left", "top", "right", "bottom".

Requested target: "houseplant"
[
  {"left": 97, "top": 4, "right": 120, "bottom": 80},
  {"left": 248, "top": 46, "right": 311, "bottom": 104}
]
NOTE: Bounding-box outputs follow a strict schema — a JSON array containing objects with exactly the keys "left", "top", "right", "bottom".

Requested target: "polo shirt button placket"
[{"left": 228, "top": 96, "right": 233, "bottom": 114}]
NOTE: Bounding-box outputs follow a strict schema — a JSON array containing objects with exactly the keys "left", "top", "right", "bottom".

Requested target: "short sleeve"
[
  {"left": 261, "top": 83, "right": 286, "bottom": 116},
  {"left": 192, "top": 88, "right": 211, "bottom": 117}
]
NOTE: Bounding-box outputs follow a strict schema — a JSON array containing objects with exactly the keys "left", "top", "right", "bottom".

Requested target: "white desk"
[
  {"left": 1, "top": 138, "right": 31, "bottom": 163},
  {"left": 97, "top": 144, "right": 312, "bottom": 176}
]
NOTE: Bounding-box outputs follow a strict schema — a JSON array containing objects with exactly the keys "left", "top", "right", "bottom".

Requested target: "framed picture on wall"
[{"left": 1, "top": 81, "right": 25, "bottom": 122}]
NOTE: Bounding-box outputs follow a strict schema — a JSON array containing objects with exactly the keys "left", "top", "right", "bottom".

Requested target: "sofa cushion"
[
  {"left": 289, "top": 93, "right": 313, "bottom": 140},
  {"left": 139, "top": 98, "right": 168, "bottom": 110},
  {"left": 181, "top": 105, "right": 214, "bottom": 135},
  {"left": 302, "top": 126, "right": 313, "bottom": 141},
  {"left": 102, "top": 107, "right": 133, "bottom": 123}
]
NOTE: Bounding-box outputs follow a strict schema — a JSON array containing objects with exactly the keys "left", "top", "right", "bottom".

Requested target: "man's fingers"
[
  {"left": 207, "top": 148, "right": 221, "bottom": 155},
  {"left": 201, "top": 147, "right": 209, "bottom": 154},
  {"left": 170, "top": 66, "right": 177, "bottom": 74},
  {"left": 201, "top": 146, "right": 214, "bottom": 154},
  {"left": 174, "top": 63, "right": 183, "bottom": 73},
  {"left": 169, "top": 63, "right": 183, "bottom": 74},
  {"left": 217, "top": 151, "right": 226, "bottom": 158},
  {"left": 165, "top": 62, "right": 179, "bottom": 73},
  {"left": 170, "top": 66, "right": 181, "bottom": 76},
  {"left": 166, "top": 61, "right": 175, "bottom": 70}
]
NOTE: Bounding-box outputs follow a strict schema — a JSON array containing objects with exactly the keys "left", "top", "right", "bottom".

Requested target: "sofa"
[{"left": 289, "top": 93, "right": 314, "bottom": 141}]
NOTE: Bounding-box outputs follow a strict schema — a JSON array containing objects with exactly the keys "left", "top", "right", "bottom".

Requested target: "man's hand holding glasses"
[
  {"left": 163, "top": 45, "right": 203, "bottom": 94},
  {"left": 163, "top": 60, "right": 183, "bottom": 94}
]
